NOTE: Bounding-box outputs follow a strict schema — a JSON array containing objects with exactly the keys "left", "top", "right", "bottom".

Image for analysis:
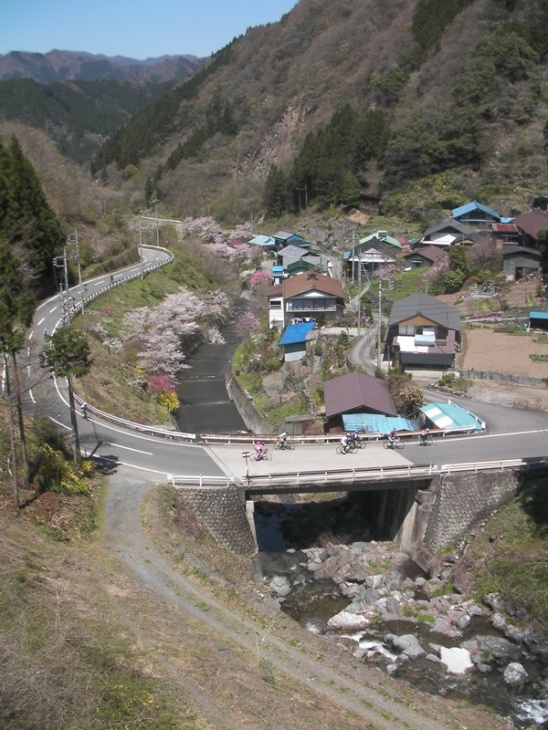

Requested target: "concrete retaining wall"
[
  {"left": 225, "top": 371, "right": 273, "bottom": 434},
  {"left": 461, "top": 369, "right": 547, "bottom": 388},
  {"left": 177, "top": 484, "right": 256, "bottom": 555}
]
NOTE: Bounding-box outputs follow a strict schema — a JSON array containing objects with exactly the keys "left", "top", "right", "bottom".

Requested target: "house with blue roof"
[
  {"left": 249, "top": 234, "right": 276, "bottom": 249},
  {"left": 452, "top": 201, "right": 502, "bottom": 229},
  {"left": 278, "top": 321, "right": 317, "bottom": 362}
]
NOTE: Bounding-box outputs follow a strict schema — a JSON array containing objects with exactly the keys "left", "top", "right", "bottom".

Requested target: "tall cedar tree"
[
  {"left": 0, "top": 135, "right": 64, "bottom": 295},
  {"left": 0, "top": 237, "right": 36, "bottom": 502}
]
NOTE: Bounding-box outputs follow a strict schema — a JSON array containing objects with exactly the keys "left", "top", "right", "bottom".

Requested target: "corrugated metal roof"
[
  {"left": 342, "top": 414, "right": 418, "bottom": 434},
  {"left": 420, "top": 402, "right": 484, "bottom": 433},
  {"left": 452, "top": 200, "right": 501, "bottom": 220},
  {"left": 278, "top": 321, "right": 316, "bottom": 345},
  {"left": 249, "top": 235, "right": 275, "bottom": 246},
  {"left": 529, "top": 311, "right": 548, "bottom": 320},
  {"left": 492, "top": 223, "right": 519, "bottom": 233},
  {"left": 324, "top": 372, "right": 397, "bottom": 418}
]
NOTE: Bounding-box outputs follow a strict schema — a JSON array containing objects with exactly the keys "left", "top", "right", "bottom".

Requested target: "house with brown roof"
[
  {"left": 267, "top": 271, "right": 346, "bottom": 328},
  {"left": 404, "top": 245, "right": 448, "bottom": 269},
  {"left": 513, "top": 210, "right": 548, "bottom": 248},
  {"left": 323, "top": 372, "right": 397, "bottom": 432}
]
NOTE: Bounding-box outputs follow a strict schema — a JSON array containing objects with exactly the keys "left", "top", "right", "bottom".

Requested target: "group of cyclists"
[
  {"left": 253, "top": 426, "right": 432, "bottom": 460},
  {"left": 253, "top": 432, "right": 292, "bottom": 460}
]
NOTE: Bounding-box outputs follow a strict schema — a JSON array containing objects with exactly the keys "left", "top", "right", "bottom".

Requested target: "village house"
[
  {"left": 267, "top": 271, "right": 346, "bottom": 328},
  {"left": 387, "top": 293, "right": 461, "bottom": 372}
]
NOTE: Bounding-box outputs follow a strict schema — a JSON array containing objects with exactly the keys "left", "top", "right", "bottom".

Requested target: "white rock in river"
[
  {"left": 439, "top": 647, "right": 474, "bottom": 675},
  {"left": 327, "top": 610, "right": 369, "bottom": 631}
]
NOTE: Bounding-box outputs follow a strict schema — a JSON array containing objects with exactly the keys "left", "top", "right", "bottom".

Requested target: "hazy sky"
[{"left": 1, "top": 0, "right": 297, "bottom": 59}]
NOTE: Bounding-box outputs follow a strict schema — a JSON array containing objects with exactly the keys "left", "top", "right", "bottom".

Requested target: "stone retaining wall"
[
  {"left": 422, "top": 471, "right": 519, "bottom": 553},
  {"left": 177, "top": 484, "right": 256, "bottom": 555}
]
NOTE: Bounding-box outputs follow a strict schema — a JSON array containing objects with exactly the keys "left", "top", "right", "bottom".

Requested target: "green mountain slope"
[{"left": 91, "top": 0, "right": 548, "bottom": 222}]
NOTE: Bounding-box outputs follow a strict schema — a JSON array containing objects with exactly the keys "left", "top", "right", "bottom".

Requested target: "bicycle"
[
  {"left": 383, "top": 438, "right": 404, "bottom": 450},
  {"left": 418, "top": 434, "right": 434, "bottom": 446},
  {"left": 336, "top": 443, "right": 355, "bottom": 455},
  {"left": 275, "top": 439, "right": 295, "bottom": 450},
  {"left": 253, "top": 448, "right": 272, "bottom": 461}
]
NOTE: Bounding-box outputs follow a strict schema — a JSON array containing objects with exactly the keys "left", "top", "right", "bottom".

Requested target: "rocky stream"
[{"left": 255, "top": 499, "right": 548, "bottom": 729}]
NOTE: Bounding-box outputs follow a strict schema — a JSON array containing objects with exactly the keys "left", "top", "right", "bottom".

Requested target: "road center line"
[{"left": 105, "top": 441, "right": 153, "bottom": 455}]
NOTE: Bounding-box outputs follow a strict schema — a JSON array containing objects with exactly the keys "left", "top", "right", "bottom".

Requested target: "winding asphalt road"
[{"left": 23, "top": 245, "right": 548, "bottom": 484}]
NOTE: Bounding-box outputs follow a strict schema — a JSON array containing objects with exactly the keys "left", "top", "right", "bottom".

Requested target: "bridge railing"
[
  {"left": 242, "top": 462, "right": 437, "bottom": 487},
  {"left": 167, "top": 474, "right": 235, "bottom": 487},
  {"left": 439, "top": 458, "right": 546, "bottom": 474},
  {"left": 218, "top": 457, "right": 545, "bottom": 489}
]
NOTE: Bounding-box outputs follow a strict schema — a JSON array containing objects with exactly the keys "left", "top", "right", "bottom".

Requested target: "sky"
[{"left": 1, "top": 0, "right": 297, "bottom": 60}]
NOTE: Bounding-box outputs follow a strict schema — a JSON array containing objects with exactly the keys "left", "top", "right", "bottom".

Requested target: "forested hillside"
[
  {"left": 0, "top": 78, "right": 179, "bottom": 163},
  {"left": 89, "top": 0, "right": 548, "bottom": 225},
  {"left": 0, "top": 135, "right": 64, "bottom": 295}
]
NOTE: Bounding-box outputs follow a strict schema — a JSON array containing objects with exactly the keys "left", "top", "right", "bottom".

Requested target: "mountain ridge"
[{"left": 0, "top": 49, "right": 203, "bottom": 84}]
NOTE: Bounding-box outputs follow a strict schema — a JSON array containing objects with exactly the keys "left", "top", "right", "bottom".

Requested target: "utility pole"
[
  {"left": 152, "top": 198, "right": 160, "bottom": 247},
  {"left": 377, "top": 278, "right": 383, "bottom": 371},
  {"left": 68, "top": 229, "right": 84, "bottom": 318},
  {"left": 357, "top": 248, "right": 362, "bottom": 336}
]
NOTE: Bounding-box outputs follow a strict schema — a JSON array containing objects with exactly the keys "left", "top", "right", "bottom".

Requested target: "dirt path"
[{"left": 102, "top": 467, "right": 502, "bottom": 729}]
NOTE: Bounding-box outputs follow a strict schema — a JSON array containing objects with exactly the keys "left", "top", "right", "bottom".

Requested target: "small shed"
[
  {"left": 278, "top": 321, "right": 316, "bottom": 362},
  {"left": 420, "top": 402, "right": 485, "bottom": 434},
  {"left": 324, "top": 372, "right": 397, "bottom": 432},
  {"left": 529, "top": 310, "right": 548, "bottom": 331},
  {"left": 502, "top": 246, "right": 541, "bottom": 280}
]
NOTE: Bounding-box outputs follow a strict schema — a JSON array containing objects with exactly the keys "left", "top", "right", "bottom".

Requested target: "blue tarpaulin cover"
[{"left": 342, "top": 414, "right": 418, "bottom": 434}]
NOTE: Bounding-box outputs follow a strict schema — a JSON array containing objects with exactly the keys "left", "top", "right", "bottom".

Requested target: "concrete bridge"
[{"left": 174, "top": 454, "right": 546, "bottom": 572}]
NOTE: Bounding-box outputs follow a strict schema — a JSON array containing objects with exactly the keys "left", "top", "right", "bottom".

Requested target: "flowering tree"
[
  {"left": 123, "top": 287, "right": 228, "bottom": 378},
  {"left": 234, "top": 311, "right": 260, "bottom": 338},
  {"left": 181, "top": 216, "right": 255, "bottom": 262},
  {"left": 147, "top": 375, "right": 180, "bottom": 412},
  {"left": 250, "top": 270, "right": 271, "bottom": 287}
]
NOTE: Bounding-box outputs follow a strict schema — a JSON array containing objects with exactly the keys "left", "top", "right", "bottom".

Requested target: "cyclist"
[
  {"left": 420, "top": 427, "right": 430, "bottom": 445},
  {"left": 81, "top": 402, "right": 88, "bottom": 419},
  {"left": 278, "top": 431, "right": 288, "bottom": 449},
  {"left": 348, "top": 430, "right": 358, "bottom": 445},
  {"left": 254, "top": 441, "right": 266, "bottom": 460},
  {"left": 340, "top": 434, "right": 349, "bottom": 454},
  {"left": 387, "top": 427, "right": 399, "bottom": 446}
]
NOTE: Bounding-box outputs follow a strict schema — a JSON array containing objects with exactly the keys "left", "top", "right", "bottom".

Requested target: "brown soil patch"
[{"left": 458, "top": 327, "right": 548, "bottom": 378}]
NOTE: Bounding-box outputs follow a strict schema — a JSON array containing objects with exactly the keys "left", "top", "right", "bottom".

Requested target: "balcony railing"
[{"left": 286, "top": 301, "right": 337, "bottom": 312}]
